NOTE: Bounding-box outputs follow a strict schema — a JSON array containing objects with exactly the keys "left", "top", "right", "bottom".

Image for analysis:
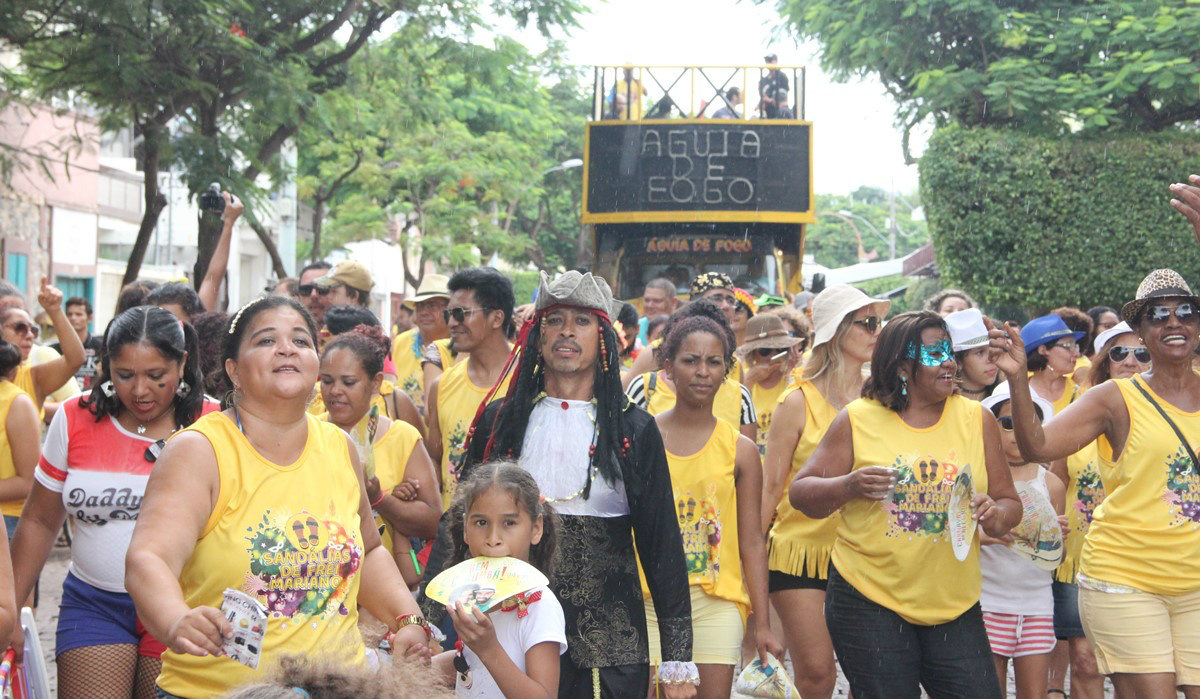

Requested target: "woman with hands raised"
[
  {"left": 789, "top": 310, "right": 1021, "bottom": 699},
  {"left": 991, "top": 264, "right": 1200, "bottom": 699}
]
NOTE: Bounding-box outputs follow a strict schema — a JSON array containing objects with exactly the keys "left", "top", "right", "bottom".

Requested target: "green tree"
[
  {"left": 804, "top": 190, "right": 928, "bottom": 269},
  {"left": 767, "top": 1, "right": 1200, "bottom": 157},
  {"left": 299, "top": 32, "right": 589, "bottom": 285}
]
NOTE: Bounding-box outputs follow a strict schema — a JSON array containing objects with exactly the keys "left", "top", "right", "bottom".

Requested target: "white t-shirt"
[
  {"left": 980, "top": 467, "right": 1055, "bottom": 616},
  {"left": 456, "top": 585, "right": 567, "bottom": 699}
]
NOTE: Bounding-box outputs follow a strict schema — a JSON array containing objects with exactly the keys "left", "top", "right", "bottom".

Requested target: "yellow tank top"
[
  {"left": 436, "top": 361, "right": 491, "bottom": 509},
  {"left": 392, "top": 330, "right": 455, "bottom": 416},
  {"left": 641, "top": 371, "right": 744, "bottom": 428},
  {"left": 641, "top": 420, "right": 749, "bottom": 612},
  {"left": 158, "top": 412, "right": 366, "bottom": 698},
  {"left": 1058, "top": 441, "right": 1105, "bottom": 583},
  {"left": 750, "top": 377, "right": 792, "bottom": 455},
  {"left": 1044, "top": 374, "right": 1079, "bottom": 417},
  {"left": 371, "top": 421, "right": 421, "bottom": 555},
  {"left": 307, "top": 380, "right": 396, "bottom": 417},
  {"left": 767, "top": 382, "right": 841, "bottom": 579},
  {"left": 833, "top": 396, "right": 988, "bottom": 625},
  {"left": 0, "top": 382, "right": 27, "bottom": 516},
  {"left": 1082, "top": 378, "right": 1200, "bottom": 594}
]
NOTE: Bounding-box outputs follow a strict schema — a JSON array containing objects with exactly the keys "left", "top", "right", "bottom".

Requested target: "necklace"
[
  {"left": 536, "top": 394, "right": 600, "bottom": 504},
  {"left": 958, "top": 385, "right": 986, "bottom": 396},
  {"left": 136, "top": 423, "right": 147, "bottom": 435}
]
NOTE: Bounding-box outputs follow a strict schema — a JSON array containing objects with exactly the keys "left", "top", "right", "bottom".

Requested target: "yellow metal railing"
[{"left": 590, "top": 64, "right": 806, "bottom": 122}]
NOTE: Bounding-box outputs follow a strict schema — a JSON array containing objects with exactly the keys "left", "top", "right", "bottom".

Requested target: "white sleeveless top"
[{"left": 980, "top": 467, "right": 1054, "bottom": 616}]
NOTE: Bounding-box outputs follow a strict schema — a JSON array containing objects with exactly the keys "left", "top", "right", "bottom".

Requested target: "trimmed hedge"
[{"left": 919, "top": 125, "right": 1200, "bottom": 312}]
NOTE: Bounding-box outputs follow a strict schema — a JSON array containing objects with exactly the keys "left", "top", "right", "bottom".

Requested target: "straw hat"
[
  {"left": 945, "top": 308, "right": 989, "bottom": 352},
  {"left": 1121, "top": 269, "right": 1200, "bottom": 323},
  {"left": 1093, "top": 321, "right": 1134, "bottom": 355},
  {"left": 810, "top": 285, "right": 890, "bottom": 348},
  {"left": 405, "top": 274, "right": 450, "bottom": 308},
  {"left": 735, "top": 314, "right": 801, "bottom": 359}
]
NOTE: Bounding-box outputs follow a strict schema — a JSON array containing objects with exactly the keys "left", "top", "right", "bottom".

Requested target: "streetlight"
[
  {"left": 543, "top": 158, "right": 583, "bottom": 176},
  {"left": 837, "top": 209, "right": 893, "bottom": 260}
]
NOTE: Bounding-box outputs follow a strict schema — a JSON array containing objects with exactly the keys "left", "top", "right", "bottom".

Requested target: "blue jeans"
[{"left": 825, "top": 566, "right": 1002, "bottom": 699}]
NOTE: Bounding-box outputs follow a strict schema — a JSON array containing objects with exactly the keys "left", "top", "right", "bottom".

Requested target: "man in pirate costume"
[{"left": 423, "top": 270, "right": 698, "bottom": 699}]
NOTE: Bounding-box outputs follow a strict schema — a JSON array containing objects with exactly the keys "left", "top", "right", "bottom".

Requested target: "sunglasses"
[
  {"left": 144, "top": 439, "right": 167, "bottom": 463},
  {"left": 443, "top": 307, "right": 492, "bottom": 324},
  {"left": 705, "top": 293, "right": 737, "bottom": 308},
  {"left": 1146, "top": 303, "right": 1198, "bottom": 325},
  {"left": 997, "top": 416, "right": 1014, "bottom": 431},
  {"left": 1108, "top": 345, "right": 1150, "bottom": 364},
  {"left": 753, "top": 347, "right": 788, "bottom": 359},
  {"left": 1048, "top": 340, "right": 1079, "bottom": 352},
  {"left": 298, "top": 284, "right": 331, "bottom": 297},
  {"left": 4, "top": 321, "right": 38, "bottom": 338},
  {"left": 852, "top": 316, "right": 882, "bottom": 334}
]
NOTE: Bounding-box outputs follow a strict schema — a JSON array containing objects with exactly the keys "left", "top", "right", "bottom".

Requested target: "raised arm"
[
  {"left": 31, "top": 279, "right": 83, "bottom": 402},
  {"left": 761, "top": 388, "right": 805, "bottom": 533},
  {"left": 197, "top": 193, "right": 242, "bottom": 311},
  {"left": 1169, "top": 175, "right": 1200, "bottom": 246}
]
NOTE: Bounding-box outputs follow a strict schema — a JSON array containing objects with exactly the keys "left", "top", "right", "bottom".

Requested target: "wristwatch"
[{"left": 393, "top": 613, "right": 433, "bottom": 642}]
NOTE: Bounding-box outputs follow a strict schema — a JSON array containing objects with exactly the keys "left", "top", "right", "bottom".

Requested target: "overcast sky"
[{"left": 501, "top": 0, "right": 927, "bottom": 195}]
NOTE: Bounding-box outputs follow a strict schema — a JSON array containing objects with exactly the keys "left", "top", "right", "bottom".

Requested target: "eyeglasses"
[
  {"left": 997, "top": 416, "right": 1014, "bottom": 431},
  {"left": 443, "top": 307, "right": 492, "bottom": 324},
  {"left": 1108, "top": 345, "right": 1150, "bottom": 364},
  {"left": 1146, "top": 303, "right": 1199, "bottom": 325},
  {"left": 1049, "top": 340, "right": 1079, "bottom": 352},
  {"left": 3, "top": 321, "right": 38, "bottom": 338},
  {"left": 852, "top": 316, "right": 882, "bottom": 334},
  {"left": 144, "top": 439, "right": 167, "bottom": 463},
  {"left": 298, "top": 284, "right": 331, "bottom": 297}
]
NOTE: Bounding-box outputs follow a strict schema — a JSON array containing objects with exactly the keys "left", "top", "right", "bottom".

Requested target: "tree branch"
[{"left": 284, "top": 0, "right": 364, "bottom": 57}]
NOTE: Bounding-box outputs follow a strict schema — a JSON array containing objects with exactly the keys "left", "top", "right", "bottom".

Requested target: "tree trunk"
[
  {"left": 121, "top": 122, "right": 167, "bottom": 291},
  {"left": 250, "top": 221, "right": 289, "bottom": 280},
  {"left": 311, "top": 198, "right": 324, "bottom": 262}
]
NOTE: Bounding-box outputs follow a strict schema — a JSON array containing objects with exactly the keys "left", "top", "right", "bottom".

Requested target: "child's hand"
[
  {"left": 448, "top": 602, "right": 499, "bottom": 656},
  {"left": 1057, "top": 514, "right": 1070, "bottom": 538},
  {"left": 392, "top": 479, "right": 421, "bottom": 501},
  {"left": 979, "top": 531, "right": 1014, "bottom": 547}
]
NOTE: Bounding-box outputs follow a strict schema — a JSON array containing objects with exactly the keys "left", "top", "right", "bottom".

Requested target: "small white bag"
[{"left": 733, "top": 653, "right": 797, "bottom": 699}]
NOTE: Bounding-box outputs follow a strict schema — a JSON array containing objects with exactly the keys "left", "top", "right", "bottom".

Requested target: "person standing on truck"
[{"left": 758, "top": 54, "right": 789, "bottom": 119}]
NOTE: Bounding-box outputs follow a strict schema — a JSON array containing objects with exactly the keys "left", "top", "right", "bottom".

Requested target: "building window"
[{"left": 4, "top": 252, "right": 27, "bottom": 295}]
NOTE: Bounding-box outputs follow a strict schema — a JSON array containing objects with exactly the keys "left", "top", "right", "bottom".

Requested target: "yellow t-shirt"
[
  {"left": 371, "top": 421, "right": 422, "bottom": 555},
  {"left": 1082, "top": 378, "right": 1200, "bottom": 594},
  {"left": 750, "top": 376, "right": 792, "bottom": 456},
  {"left": 1058, "top": 441, "right": 1105, "bottom": 583},
  {"left": 642, "top": 420, "right": 749, "bottom": 613},
  {"left": 833, "top": 396, "right": 988, "bottom": 625},
  {"left": 308, "top": 380, "right": 397, "bottom": 417},
  {"left": 436, "top": 361, "right": 491, "bottom": 509},
  {"left": 0, "top": 382, "right": 27, "bottom": 516},
  {"left": 158, "top": 413, "right": 366, "bottom": 698},
  {"left": 392, "top": 330, "right": 455, "bottom": 417},
  {"left": 639, "top": 371, "right": 747, "bottom": 429},
  {"left": 1031, "top": 373, "right": 1079, "bottom": 417},
  {"left": 767, "top": 381, "right": 841, "bottom": 579}
]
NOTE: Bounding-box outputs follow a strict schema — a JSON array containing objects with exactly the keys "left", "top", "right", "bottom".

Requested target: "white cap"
[
  {"left": 1093, "top": 321, "right": 1134, "bottom": 355},
  {"left": 945, "top": 308, "right": 988, "bottom": 352},
  {"left": 810, "top": 285, "right": 891, "bottom": 348},
  {"left": 981, "top": 390, "right": 1055, "bottom": 423}
]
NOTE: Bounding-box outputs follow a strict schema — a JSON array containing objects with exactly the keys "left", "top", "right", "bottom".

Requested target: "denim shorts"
[
  {"left": 57, "top": 570, "right": 165, "bottom": 658},
  {"left": 1052, "top": 580, "right": 1086, "bottom": 639}
]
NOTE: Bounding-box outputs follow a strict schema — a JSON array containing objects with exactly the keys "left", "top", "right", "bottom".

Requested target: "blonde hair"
[
  {"left": 224, "top": 655, "right": 453, "bottom": 699},
  {"left": 803, "top": 311, "right": 854, "bottom": 382}
]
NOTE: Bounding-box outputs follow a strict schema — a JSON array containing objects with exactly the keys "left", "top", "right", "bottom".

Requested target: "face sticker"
[{"left": 906, "top": 338, "right": 953, "bottom": 367}]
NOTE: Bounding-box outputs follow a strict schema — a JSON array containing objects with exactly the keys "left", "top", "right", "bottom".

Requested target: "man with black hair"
[
  {"left": 146, "top": 282, "right": 204, "bottom": 322},
  {"left": 51, "top": 296, "right": 102, "bottom": 391},
  {"left": 298, "top": 260, "right": 333, "bottom": 326},
  {"left": 711, "top": 87, "right": 742, "bottom": 119},
  {"left": 758, "top": 53, "right": 789, "bottom": 119},
  {"left": 424, "top": 268, "right": 514, "bottom": 509},
  {"left": 423, "top": 271, "right": 697, "bottom": 699}
]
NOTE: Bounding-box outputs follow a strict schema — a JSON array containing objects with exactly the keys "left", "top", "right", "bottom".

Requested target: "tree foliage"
[
  {"left": 767, "top": 0, "right": 1200, "bottom": 151},
  {"left": 919, "top": 125, "right": 1200, "bottom": 312},
  {"left": 298, "top": 31, "right": 589, "bottom": 284},
  {"left": 805, "top": 188, "right": 929, "bottom": 268}
]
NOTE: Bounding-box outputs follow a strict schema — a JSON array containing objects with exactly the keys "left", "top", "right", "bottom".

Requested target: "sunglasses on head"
[
  {"left": 298, "top": 284, "right": 331, "bottom": 297},
  {"left": 1108, "top": 345, "right": 1150, "bottom": 364},
  {"left": 4, "top": 321, "right": 38, "bottom": 338},
  {"left": 1145, "top": 303, "right": 1198, "bottom": 325},
  {"left": 852, "top": 316, "right": 882, "bottom": 333},
  {"left": 443, "top": 307, "right": 492, "bottom": 324}
]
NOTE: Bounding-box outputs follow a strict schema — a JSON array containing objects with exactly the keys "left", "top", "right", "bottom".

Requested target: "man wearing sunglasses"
[
  {"left": 425, "top": 268, "right": 515, "bottom": 509},
  {"left": 296, "top": 261, "right": 333, "bottom": 326}
]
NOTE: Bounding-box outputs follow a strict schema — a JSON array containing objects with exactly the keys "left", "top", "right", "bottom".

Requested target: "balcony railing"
[{"left": 590, "top": 64, "right": 806, "bottom": 122}]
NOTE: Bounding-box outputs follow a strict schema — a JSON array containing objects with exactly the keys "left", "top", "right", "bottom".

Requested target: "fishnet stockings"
[{"left": 58, "top": 644, "right": 161, "bottom": 699}]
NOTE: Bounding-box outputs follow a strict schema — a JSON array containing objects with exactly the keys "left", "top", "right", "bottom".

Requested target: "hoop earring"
[
  {"left": 100, "top": 381, "right": 115, "bottom": 398},
  {"left": 176, "top": 380, "right": 191, "bottom": 398}
]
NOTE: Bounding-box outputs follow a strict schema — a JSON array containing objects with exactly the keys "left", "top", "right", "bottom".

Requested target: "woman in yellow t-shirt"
[
  {"left": 997, "top": 267, "right": 1200, "bottom": 699},
  {"left": 126, "top": 296, "right": 431, "bottom": 699},
  {"left": 0, "top": 340, "right": 38, "bottom": 536},
  {"left": 760, "top": 284, "right": 886, "bottom": 699},
  {"left": 644, "top": 313, "right": 782, "bottom": 697},
  {"left": 792, "top": 311, "right": 1021, "bottom": 699},
  {"left": 319, "top": 327, "right": 441, "bottom": 588},
  {"left": 1, "top": 279, "right": 84, "bottom": 411}
]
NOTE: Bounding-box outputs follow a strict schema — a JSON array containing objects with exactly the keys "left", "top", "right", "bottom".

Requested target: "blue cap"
[{"left": 1020, "top": 314, "right": 1085, "bottom": 355}]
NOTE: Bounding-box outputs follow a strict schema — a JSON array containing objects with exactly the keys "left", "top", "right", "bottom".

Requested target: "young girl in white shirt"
[{"left": 436, "top": 462, "right": 567, "bottom": 699}]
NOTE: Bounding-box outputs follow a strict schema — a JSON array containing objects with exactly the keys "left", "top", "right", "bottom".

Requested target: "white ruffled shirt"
[{"left": 519, "top": 397, "right": 629, "bottom": 518}]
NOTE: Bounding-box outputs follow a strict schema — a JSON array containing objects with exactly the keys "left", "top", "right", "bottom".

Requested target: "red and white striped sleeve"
[{"left": 34, "top": 404, "right": 71, "bottom": 493}]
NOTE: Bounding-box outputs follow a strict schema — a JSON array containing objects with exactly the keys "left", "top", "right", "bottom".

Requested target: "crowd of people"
[{"left": 0, "top": 176, "right": 1197, "bottom": 699}]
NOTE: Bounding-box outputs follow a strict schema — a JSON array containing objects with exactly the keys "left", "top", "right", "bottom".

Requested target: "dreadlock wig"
[{"left": 470, "top": 307, "right": 632, "bottom": 500}]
